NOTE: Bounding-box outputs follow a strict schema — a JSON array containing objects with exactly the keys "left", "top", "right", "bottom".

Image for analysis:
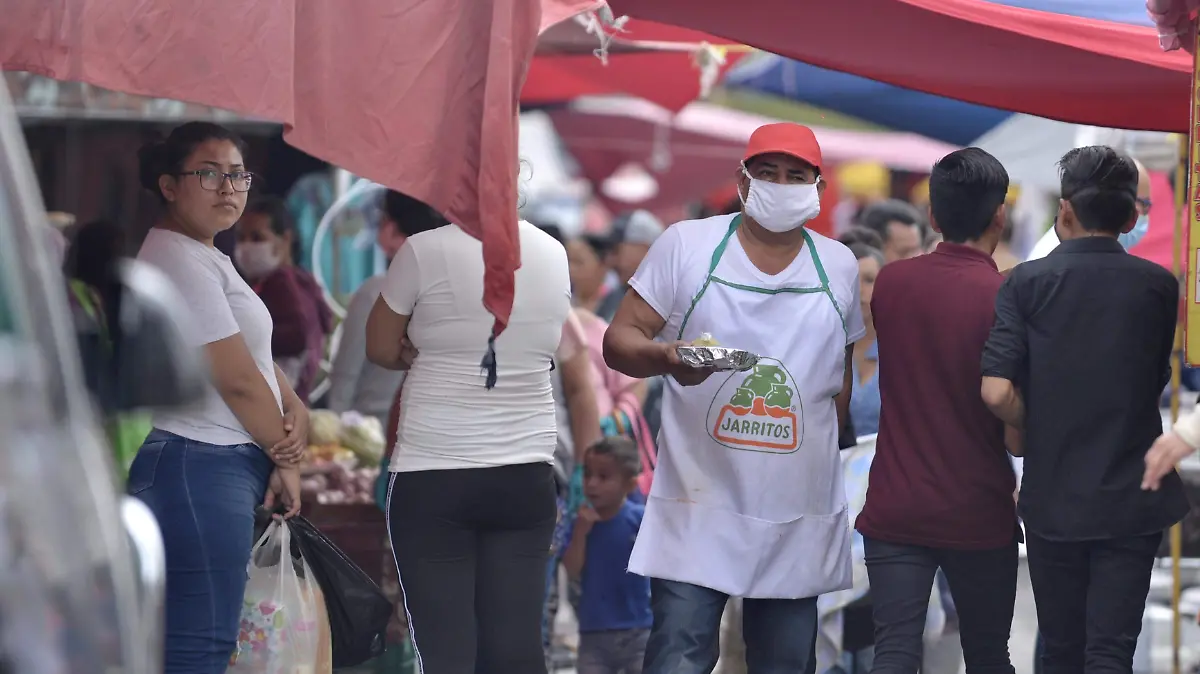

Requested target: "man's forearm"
[
  {"left": 982, "top": 376, "right": 1024, "bottom": 428},
  {"left": 835, "top": 346, "right": 853, "bottom": 429},
  {"left": 603, "top": 325, "right": 667, "bottom": 379}
]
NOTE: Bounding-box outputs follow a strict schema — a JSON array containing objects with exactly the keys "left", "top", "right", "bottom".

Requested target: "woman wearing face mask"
[
  {"left": 130, "top": 122, "right": 306, "bottom": 673},
  {"left": 235, "top": 196, "right": 333, "bottom": 402}
]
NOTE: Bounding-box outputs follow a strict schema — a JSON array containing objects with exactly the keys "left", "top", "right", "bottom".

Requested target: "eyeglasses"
[
  {"left": 1136, "top": 197, "right": 1152, "bottom": 216},
  {"left": 177, "top": 169, "right": 254, "bottom": 192}
]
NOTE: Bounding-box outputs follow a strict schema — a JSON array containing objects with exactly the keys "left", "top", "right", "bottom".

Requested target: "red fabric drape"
[{"left": 608, "top": 0, "right": 1193, "bottom": 132}]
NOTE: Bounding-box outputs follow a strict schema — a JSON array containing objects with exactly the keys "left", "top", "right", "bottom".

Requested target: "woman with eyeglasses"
[
  {"left": 235, "top": 195, "right": 333, "bottom": 402},
  {"left": 130, "top": 122, "right": 307, "bottom": 673}
]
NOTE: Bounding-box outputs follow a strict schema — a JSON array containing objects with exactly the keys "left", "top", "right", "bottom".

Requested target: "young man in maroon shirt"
[{"left": 856, "top": 148, "right": 1020, "bottom": 674}]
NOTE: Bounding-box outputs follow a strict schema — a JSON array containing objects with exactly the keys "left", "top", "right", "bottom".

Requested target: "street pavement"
[{"left": 553, "top": 559, "right": 1042, "bottom": 674}]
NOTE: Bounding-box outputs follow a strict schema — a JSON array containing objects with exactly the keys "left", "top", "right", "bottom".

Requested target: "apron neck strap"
[
  {"left": 717, "top": 215, "right": 829, "bottom": 290},
  {"left": 800, "top": 228, "right": 829, "bottom": 288},
  {"left": 707, "top": 214, "right": 742, "bottom": 277}
]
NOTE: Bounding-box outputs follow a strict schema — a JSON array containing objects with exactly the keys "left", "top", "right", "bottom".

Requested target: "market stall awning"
[
  {"left": 526, "top": 17, "right": 747, "bottom": 112},
  {"left": 721, "top": 1, "right": 1159, "bottom": 145},
  {"left": 2, "top": 0, "right": 593, "bottom": 338},
  {"left": 609, "top": 0, "right": 1192, "bottom": 133},
  {"left": 550, "top": 96, "right": 959, "bottom": 214}
]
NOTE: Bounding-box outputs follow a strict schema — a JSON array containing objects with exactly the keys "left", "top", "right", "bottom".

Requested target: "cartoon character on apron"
[{"left": 628, "top": 215, "right": 854, "bottom": 599}]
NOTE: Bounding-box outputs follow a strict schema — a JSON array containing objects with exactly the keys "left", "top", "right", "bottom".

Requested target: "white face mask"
[
  {"left": 235, "top": 241, "right": 282, "bottom": 279},
  {"left": 739, "top": 168, "right": 822, "bottom": 233}
]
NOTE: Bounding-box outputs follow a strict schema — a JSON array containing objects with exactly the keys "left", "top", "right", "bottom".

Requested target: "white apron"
[{"left": 629, "top": 215, "right": 853, "bottom": 599}]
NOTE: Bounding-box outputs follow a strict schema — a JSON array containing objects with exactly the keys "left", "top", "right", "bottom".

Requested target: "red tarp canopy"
[
  {"left": 526, "top": 18, "right": 746, "bottom": 111},
  {"left": 2, "top": 0, "right": 597, "bottom": 337},
  {"left": 608, "top": 0, "right": 1194, "bottom": 132}
]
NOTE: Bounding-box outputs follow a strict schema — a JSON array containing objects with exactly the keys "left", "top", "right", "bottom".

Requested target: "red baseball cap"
[{"left": 743, "top": 123, "right": 823, "bottom": 172}]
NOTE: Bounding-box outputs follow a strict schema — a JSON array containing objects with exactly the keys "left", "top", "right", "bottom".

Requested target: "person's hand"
[
  {"left": 399, "top": 336, "right": 419, "bottom": 369},
  {"left": 1143, "top": 432, "right": 1196, "bottom": 491},
  {"left": 264, "top": 467, "right": 303, "bottom": 519},
  {"left": 575, "top": 505, "right": 601, "bottom": 533},
  {"left": 663, "top": 341, "right": 716, "bottom": 386},
  {"left": 269, "top": 408, "right": 309, "bottom": 465}
]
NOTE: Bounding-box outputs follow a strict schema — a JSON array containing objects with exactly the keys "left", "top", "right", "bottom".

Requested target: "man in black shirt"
[{"left": 981, "top": 146, "right": 1190, "bottom": 674}]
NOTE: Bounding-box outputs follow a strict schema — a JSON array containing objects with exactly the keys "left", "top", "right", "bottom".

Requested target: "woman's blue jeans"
[{"left": 127, "top": 429, "right": 272, "bottom": 673}]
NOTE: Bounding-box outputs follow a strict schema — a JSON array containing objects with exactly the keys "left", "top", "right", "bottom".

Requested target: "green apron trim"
[{"left": 677, "top": 214, "right": 847, "bottom": 340}]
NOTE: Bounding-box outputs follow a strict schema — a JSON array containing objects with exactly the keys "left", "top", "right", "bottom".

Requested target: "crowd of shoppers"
[{"left": 63, "top": 116, "right": 1191, "bottom": 674}]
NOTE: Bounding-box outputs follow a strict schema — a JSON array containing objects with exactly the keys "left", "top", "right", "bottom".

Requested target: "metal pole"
[{"left": 1172, "top": 132, "right": 1186, "bottom": 674}]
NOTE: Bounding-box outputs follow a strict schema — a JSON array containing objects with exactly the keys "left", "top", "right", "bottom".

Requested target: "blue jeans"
[
  {"left": 127, "top": 429, "right": 272, "bottom": 674},
  {"left": 644, "top": 578, "right": 818, "bottom": 674}
]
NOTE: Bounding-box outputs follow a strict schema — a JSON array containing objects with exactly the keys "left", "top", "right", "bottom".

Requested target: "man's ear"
[
  {"left": 929, "top": 211, "right": 943, "bottom": 234},
  {"left": 991, "top": 203, "right": 1009, "bottom": 234},
  {"left": 1119, "top": 212, "right": 1137, "bottom": 234},
  {"left": 816, "top": 178, "right": 827, "bottom": 199}
]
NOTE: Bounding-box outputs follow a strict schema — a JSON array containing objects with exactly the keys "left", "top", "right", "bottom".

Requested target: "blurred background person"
[
  {"left": 235, "top": 195, "right": 333, "bottom": 403},
  {"left": 858, "top": 199, "right": 926, "bottom": 263},
  {"left": 328, "top": 190, "right": 413, "bottom": 426},
  {"left": 595, "top": 210, "right": 665, "bottom": 322},
  {"left": 838, "top": 228, "right": 885, "bottom": 438},
  {"left": 566, "top": 233, "right": 617, "bottom": 315},
  {"left": 833, "top": 161, "right": 891, "bottom": 236},
  {"left": 64, "top": 218, "right": 152, "bottom": 479}
]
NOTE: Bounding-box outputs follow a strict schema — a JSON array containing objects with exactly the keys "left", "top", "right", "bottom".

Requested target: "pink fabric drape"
[{"left": 2, "top": 0, "right": 594, "bottom": 335}]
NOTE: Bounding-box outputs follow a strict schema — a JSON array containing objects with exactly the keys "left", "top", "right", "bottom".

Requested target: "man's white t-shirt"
[
  {"left": 380, "top": 221, "right": 571, "bottom": 472},
  {"left": 629, "top": 214, "right": 866, "bottom": 349},
  {"left": 138, "top": 228, "right": 283, "bottom": 446}
]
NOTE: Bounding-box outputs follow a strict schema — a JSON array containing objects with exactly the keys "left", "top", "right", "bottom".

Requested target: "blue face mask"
[{"left": 1118, "top": 214, "right": 1149, "bottom": 251}]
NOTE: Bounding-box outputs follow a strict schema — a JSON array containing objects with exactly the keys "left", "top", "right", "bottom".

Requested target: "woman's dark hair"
[
  {"left": 138, "top": 122, "right": 248, "bottom": 203},
  {"left": 244, "top": 195, "right": 301, "bottom": 262},
  {"left": 586, "top": 436, "right": 642, "bottom": 479},
  {"left": 929, "top": 147, "right": 1009, "bottom": 243},
  {"left": 383, "top": 189, "right": 449, "bottom": 237},
  {"left": 1057, "top": 146, "right": 1139, "bottom": 235}
]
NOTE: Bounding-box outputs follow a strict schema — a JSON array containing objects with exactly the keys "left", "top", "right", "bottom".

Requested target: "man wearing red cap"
[{"left": 605, "top": 123, "right": 863, "bottom": 673}]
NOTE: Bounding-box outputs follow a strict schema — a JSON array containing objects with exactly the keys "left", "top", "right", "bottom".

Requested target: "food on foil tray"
[
  {"left": 691, "top": 332, "right": 721, "bottom": 347},
  {"left": 675, "top": 344, "right": 759, "bottom": 372}
]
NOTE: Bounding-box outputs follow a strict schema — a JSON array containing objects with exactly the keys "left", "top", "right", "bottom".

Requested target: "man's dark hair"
[
  {"left": 928, "top": 148, "right": 1010, "bottom": 243},
  {"left": 586, "top": 436, "right": 642, "bottom": 478},
  {"left": 382, "top": 189, "right": 449, "bottom": 237},
  {"left": 857, "top": 199, "right": 925, "bottom": 243},
  {"left": 838, "top": 226, "right": 884, "bottom": 252},
  {"left": 1058, "top": 146, "right": 1138, "bottom": 235}
]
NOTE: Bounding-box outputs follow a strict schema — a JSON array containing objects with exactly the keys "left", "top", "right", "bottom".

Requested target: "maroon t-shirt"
[{"left": 855, "top": 243, "right": 1017, "bottom": 550}]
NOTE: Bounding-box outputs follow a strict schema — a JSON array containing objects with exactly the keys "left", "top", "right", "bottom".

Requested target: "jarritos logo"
[{"left": 707, "top": 359, "right": 803, "bottom": 453}]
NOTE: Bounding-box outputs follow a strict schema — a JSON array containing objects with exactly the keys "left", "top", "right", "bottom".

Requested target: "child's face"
[{"left": 582, "top": 451, "right": 636, "bottom": 510}]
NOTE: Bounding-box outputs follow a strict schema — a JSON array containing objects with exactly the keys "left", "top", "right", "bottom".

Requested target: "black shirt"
[{"left": 982, "top": 236, "right": 1190, "bottom": 541}]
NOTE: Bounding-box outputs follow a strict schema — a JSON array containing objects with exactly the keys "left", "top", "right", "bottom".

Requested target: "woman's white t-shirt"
[
  {"left": 380, "top": 221, "right": 571, "bottom": 472},
  {"left": 138, "top": 228, "right": 282, "bottom": 446}
]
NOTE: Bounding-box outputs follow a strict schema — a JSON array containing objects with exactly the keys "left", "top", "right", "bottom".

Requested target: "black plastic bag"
[{"left": 286, "top": 515, "right": 393, "bottom": 668}]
